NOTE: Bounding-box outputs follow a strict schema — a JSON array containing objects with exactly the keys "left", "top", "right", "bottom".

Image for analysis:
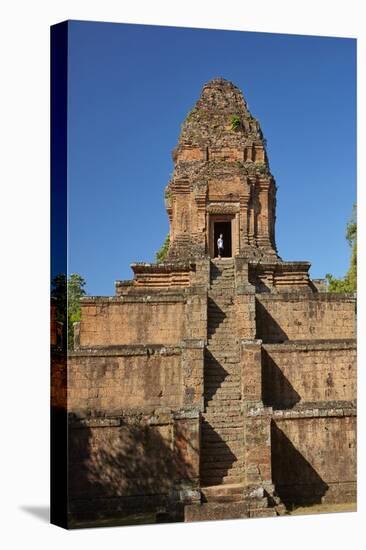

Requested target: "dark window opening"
[{"left": 214, "top": 222, "right": 232, "bottom": 257}]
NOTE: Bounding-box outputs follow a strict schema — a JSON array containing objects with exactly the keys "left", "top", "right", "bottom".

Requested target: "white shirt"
[{"left": 217, "top": 237, "right": 224, "bottom": 249}]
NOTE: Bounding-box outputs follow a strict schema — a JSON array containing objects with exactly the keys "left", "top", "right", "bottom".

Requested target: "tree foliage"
[
  {"left": 51, "top": 273, "right": 87, "bottom": 349},
  {"left": 155, "top": 234, "right": 170, "bottom": 263},
  {"left": 325, "top": 205, "right": 356, "bottom": 293}
]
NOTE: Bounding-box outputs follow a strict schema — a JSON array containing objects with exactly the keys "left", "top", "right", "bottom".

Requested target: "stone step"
[
  {"left": 204, "top": 388, "right": 241, "bottom": 396},
  {"left": 203, "top": 413, "right": 242, "bottom": 421},
  {"left": 207, "top": 327, "right": 235, "bottom": 333},
  {"left": 201, "top": 424, "right": 243, "bottom": 432},
  {"left": 202, "top": 424, "right": 243, "bottom": 432},
  {"left": 204, "top": 363, "right": 239, "bottom": 370},
  {"left": 206, "top": 343, "right": 238, "bottom": 350},
  {"left": 202, "top": 437, "right": 243, "bottom": 446},
  {"left": 207, "top": 340, "right": 238, "bottom": 347},
  {"left": 205, "top": 351, "right": 240, "bottom": 359},
  {"left": 201, "top": 483, "right": 243, "bottom": 497},
  {"left": 204, "top": 371, "right": 240, "bottom": 377},
  {"left": 184, "top": 501, "right": 251, "bottom": 522},
  {"left": 201, "top": 471, "right": 244, "bottom": 484},
  {"left": 201, "top": 445, "right": 243, "bottom": 456},
  {"left": 205, "top": 373, "right": 240, "bottom": 382},
  {"left": 207, "top": 342, "right": 238, "bottom": 349},
  {"left": 204, "top": 377, "right": 240, "bottom": 384},
  {"left": 207, "top": 317, "right": 235, "bottom": 324},
  {"left": 205, "top": 389, "right": 241, "bottom": 398},
  {"left": 200, "top": 453, "right": 242, "bottom": 464},
  {"left": 201, "top": 465, "right": 244, "bottom": 478},
  {"left": 202, "top": 418, "right": 243, "bottom": 428},
  {"left": 207, "top": 329, "right": 237, "bottom": 336},
  {"left": 208, "top": 298, "right": 234, "bottom": 303},
  {"left": 203, "top": 409, "right": 242, "bottom": 417},
  {"left": 205, "top": 356, "right": 240, "bottom": 363},
  {"left": 200, "top": 452, "right": 242, "bottom": 462},
  {"left": 208, "top": 330, "right": 236, "bottom": 335},
  {"left": 201, "top": 433, "right": 243, "bottom": 444},
  {"left": 207, "top": 325, "right": 235, "bottom": 330},
  {"left": 210, "top": 284, "right": 235, "bottom": 289},
  {"left": 205, "top": 354, "right": 238, "bottom": 360},
  {"left": 201, "top": 439, "right": 243, "bottom": 450},
  {"left": 210, "top": 281, "right": 235, "bottom": 284},
  {"left": 204, "top": 399, "right": 242, "bottom": 407},
  {"left": 200, "top": 439, "right": 241, "bottom": 450},
  {"left": 201, "top": 474, "right": 243, "bottom": 486},
  {"left": 207, "top": 331, "right": 238, "bottom": 337},
  {"left": 202, "top": 493, "right": 244, "bottom": 504},
  {"left": 201, "top": 424, "right": 243, "bottom": 434},
  {"left": 207, "top": 323, "right": 235, "bottom": 329},
  {"left": 204, "top": 383, "right": 241, "bottom": 391},
  {"left": 202, "top": 414, "right": 242, "bottom": 422},
  {"left": 204, "top": 374, "right": 240, "bottom": 381},
  {"left": 207, "top": 312, "right": 234, "bottom": 319},
  {"left": 209, "top": 283, "right": 234, "bottom": 288},
  {"left": 204, "top": 401, "right": 242, "bottom": 410},
  {"left": 205, "top": 357, "right": 238, "bottom": 363}
]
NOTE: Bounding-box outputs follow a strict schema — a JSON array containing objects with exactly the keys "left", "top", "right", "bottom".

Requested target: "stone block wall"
[
  {"left": 79, "top": 296, "right": 186, "bottom": 347},
  {"left": 67, "top": 343, "right": 202, "bottom": 519},
  {"left": 262, "top": 341, "right": 356, "bottom": 408},
  {"left": 68, "top": 347, "right": 183, "bottom": 412},
  {"left": 271, "top": 413, "right": 356, "bottom": 506},
  {"left": 256, "top": 293, "right": 356, "bottom": 342},
  {"left": 245, "top": 409, "right": 272, "bottom": 487},
  {"left": 68, "top": 410, "right": 201, "bottom": 518}
]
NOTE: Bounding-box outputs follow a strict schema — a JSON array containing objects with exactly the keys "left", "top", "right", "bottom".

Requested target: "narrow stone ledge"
[
  {"left": 263, "top": 339, "right": 356, "bottom": 352},
  {"left": 80, "top": 293, "right": 186, "bottom": 304},
  {"left": 69, "top": 406, "right": 193, "bottom": 426},
  {"left": 256, "top": 292, "right": 356, "bottom": 303},
  {"left": 131, "top": 261, "right": 196, "bottom": 273},
  {"left": 183, "top": 339, "right": 205, "bottom": 349},
  {"left": 241, "top": 339, "right": 262, "bottom": 347},
  {"left": 272, "top": 403, "right": 356, "bottom": 420},
  {"left": 69, "top": 344, "right": 182, "bottom": 358},
  {"left": 69, "top": 417, "right": 121, "bottom": 428},
  {"left": 173, "top": 408, "right": 200, "bottom": 420}
]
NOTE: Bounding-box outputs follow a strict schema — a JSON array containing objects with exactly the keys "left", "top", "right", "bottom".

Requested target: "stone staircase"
[
  {"left": 201, "top": 259, "right": 244, "bottom": 487},
  {"left": 193, "top": 258, "right": 287, "bottom": 520}
]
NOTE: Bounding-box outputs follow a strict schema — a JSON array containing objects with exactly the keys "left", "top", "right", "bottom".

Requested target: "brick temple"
[{"left": 61, "top": 78, "right": 356, "bottom": 524}]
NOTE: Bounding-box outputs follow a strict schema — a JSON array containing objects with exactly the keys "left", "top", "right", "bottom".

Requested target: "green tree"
[
  {"left": 51, "top": 273, "right": 87, "bottom": 349},
  {"left": 155, "top": 234, "right": 170, "bottom": 263},
  {"left": 325, "top": 204, "right": 356, "bottom": 293}
]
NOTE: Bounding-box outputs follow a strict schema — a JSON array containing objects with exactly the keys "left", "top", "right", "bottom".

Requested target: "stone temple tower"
[
  {"left": 67, "top": 79, "right": 356, "bottom": 525},
  {"left": 166, "top": 77, "right": 278, "bottom": 263}
]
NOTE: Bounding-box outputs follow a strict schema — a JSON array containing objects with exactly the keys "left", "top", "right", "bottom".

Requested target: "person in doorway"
[{"left": 217, "top": 234, "right": 224, "bottom": 258}]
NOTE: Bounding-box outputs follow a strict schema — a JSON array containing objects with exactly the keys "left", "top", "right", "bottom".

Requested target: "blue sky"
[{"left": 67, "top": 21, "right": 356, "bottom": 296}]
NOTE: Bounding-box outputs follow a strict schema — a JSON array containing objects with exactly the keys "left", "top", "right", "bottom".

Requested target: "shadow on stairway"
[
  {"left": 204, "top": 349, "right": 230, "bottom": 404},
  {"left": 207, "top": 297, "right": 228, "bottom": 332},
  {"left": 200, "top": 418, "right": 238, "bottom": 488}
]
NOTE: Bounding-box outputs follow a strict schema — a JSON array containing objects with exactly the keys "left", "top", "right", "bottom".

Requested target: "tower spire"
[{"left": 165, "top": 79, "right": 278, "bottom": 261}]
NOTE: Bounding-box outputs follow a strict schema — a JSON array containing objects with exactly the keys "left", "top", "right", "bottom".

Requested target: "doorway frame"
[{"left": 208, "top": 214, "right": 237, "bottom": 258}]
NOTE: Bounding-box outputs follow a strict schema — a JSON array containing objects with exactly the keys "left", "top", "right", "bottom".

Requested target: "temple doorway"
[{"left": 214, "top": 221, "right": 232, "bottom": 258}]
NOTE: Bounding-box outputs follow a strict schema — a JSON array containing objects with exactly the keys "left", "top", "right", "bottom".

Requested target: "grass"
[{"left": 289, "top": 502, "right": 356, "bottom": 516}]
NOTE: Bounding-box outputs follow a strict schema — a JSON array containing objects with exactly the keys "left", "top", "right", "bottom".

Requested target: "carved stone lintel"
[{"left": 207, "top": 202, "right": 240, "bottom": 214}]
